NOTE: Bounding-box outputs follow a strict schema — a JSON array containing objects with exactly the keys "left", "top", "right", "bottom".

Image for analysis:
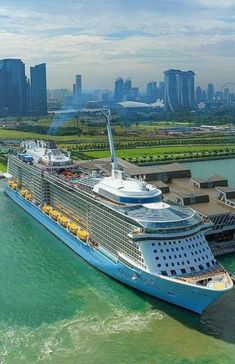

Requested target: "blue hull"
[{"left": 4, "top": 184, "right": 226, "bottom": 314}]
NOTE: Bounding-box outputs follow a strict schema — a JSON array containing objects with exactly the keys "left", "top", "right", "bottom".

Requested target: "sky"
[{"left": 0, "top": 0, "right": 235, "bottom": 90}]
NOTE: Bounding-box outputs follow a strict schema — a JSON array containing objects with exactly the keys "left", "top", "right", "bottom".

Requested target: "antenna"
[{"left": 100, "top": 108, "right": 118, "bottom": 175}]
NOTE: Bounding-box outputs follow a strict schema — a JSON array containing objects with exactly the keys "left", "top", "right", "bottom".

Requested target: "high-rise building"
[
  {"left": 207, "top": 83, "right": 214, "bottom": 101},
  {"left": 114, "top": 77, "right": 124, "bottom": 102},
  {"left": 30, "top": 63, "right": 47, "bottom": 115},
  {"left": 146, "top": 81, "right": 158, "bottom": 103},
  {"left": 0, "top": 58, "right": 27, "bottom": 116},
  {"left": 123, "top": 78, "right": 132, "bottom": 98},
  {"left": 195, "top": 86, "right": 203, "bottom": 104},
  {"left": 164, "top": 69, "right": 195, "bottom": 112},
  {"left": 73, "top": 74, "right": 82, "bottom": 105},
  {"left": 178, "top": 71, "right": 195, "bottom": 110}
]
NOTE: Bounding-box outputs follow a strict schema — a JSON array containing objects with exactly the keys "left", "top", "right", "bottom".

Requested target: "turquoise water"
[
  {"left": 183, "top": 158, "right": 235, "bottom": 184},
  {"left": 0, "top": 173, "right": 235, "bottom": 363}
]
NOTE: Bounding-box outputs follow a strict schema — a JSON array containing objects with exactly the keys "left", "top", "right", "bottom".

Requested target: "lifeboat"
[
  {"left": 77, "top": 229, "right": 89, "bottom": 241},
  {"left": 49, "top": 209, "right": 60, "bottom": 221},
  {"left": 11, "top": 182, "right": 18, "bottom": 190},
  {"left": 68, "top": 222, "right": 79, "bottom": 235},
  {"left": 26, "top": 193, "right": 33, "bottom": 201},
  {"left": 58, "top": 215, "right": 69, "bottom": 227},
  {"left": 7, "top": 180, "right": 14, "bottom": 187},
  {"left": 42, "top": 205, "right": 52, "bottom": 214},
  {"left": 20, "top": 189, "right": 28, "bottom": 197}
]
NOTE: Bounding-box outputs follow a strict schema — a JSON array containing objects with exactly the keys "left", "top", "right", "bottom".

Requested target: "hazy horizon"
[{"left": 0, "top": 0, "right": 235, "bottom": 90}]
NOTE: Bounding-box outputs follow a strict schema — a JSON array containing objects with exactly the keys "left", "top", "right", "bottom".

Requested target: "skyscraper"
[
  {"left": 207, "top": 83, "right": 214, "bottom": 102},
  {"left": 195, "top": 86, "right": 203, "bottom": 104},
  {"left": 178, "top": 71, "right": 195, "bottom": 110},
  {"left": 146, "top": 81, "right": 158, "bottom": 103},
  {"left": 114, "top": 77, "right": 124, "bottom": 102},
  {"left": 30, "top": 63, "right": 47, "bottom": 115},
  {"left": 164, "top": 69, "right": 195, "bottom": 112},
  {"left": 73, "top": 74, "right": 82, "bottom": 105},
  {"left": 0, "top": 58, "right": 27, "bottom": 116}
]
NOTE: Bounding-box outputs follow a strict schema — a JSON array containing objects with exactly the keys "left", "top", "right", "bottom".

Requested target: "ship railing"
[{"left": 128, "top": 226, "right": 205, "bottom": 240}]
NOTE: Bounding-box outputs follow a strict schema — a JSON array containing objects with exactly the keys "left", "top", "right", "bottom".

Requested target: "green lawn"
[
  {"left": 83, "top": 145, "right": 235, "bottom": 159},
  {"left": 0, "top": 163, "right": 7, "bottom": 172}
]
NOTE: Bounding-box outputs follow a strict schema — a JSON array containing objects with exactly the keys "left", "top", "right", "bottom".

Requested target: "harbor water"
[{"left": 0, "top": 159, "right": 235, "bottom": 364}]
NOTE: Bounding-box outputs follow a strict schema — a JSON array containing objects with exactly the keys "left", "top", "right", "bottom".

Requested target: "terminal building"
[{"left": 79, "top": 158, "right": 235, "bottom": 256}]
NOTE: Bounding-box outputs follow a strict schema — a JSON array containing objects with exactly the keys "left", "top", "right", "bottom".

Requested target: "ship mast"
[{"left": 100, "top": 108, "right": 118, "bottom": 177}]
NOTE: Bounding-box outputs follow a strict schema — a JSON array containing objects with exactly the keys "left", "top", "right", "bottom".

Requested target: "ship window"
[
  {"left": 196, "top": 243, "right": 199, "bottom": 247},
  {"left": 171, "top": 263, "right": 174, "bottom": 267},
  {"left": 179, "top": 254, "right": 182, "bottom": 258},
  {"left": 184, "top": 254, "right": 187, "bottom": 257},
  {"left": 181, "top": 269, "right": 186, "bottom": 274},
  {"left": 174, "top": 255, "right": 177, "bottom": 259},
  {"left": 191, "top": 252, "right": 194, "bottom": 256},
  {"left": 158, "top": 243, "right": 161, "bottom": 246},
  {"left": 163, "top": 256, "right": 166, "bottom": 260},
  {"left": 176, "top": 247, "right": 179, "bottom": 251},
  {"left": 166, "top": 249, "right": 169, "bottom": 252},
  {"left": 190, "top": 267, "right": 195, "bottom": 272},
  {"left": 154, "top": 250, "right": 157, "bottom": 253},
  {"left": 194, "top": 259, "right": 197, "bottom": 262},
  {"left": 206, "top": 262, "right": 210, "bottom": 268},
  {"left": 181, "top": 247, "right": 184, "bottom": 250},
  {"left": 152, "top": 243, "right": 155, "bottom": 246},
  {"left": 187, "top": 260, "right": 190, "bottom": 264},
  {"left": 157, "top": 264, "right": 161, "bottom": 268},
  {"left": 198, "top": 258, "right": 201, "bottom": 261},
  {"left": 170, "top": 270, "right": 176, "bottom": 275},
  {"left": 192, "top": 244, "right": 195, "bottom": 248},
  {"left": 182, "top": 261, "right": 185, "bottom": 265},
  {"left": 199, "top": 265, "right": 204, "bottom": 271},
  {"left": 169, "top": 255, "right": 172, "bottom": 259},
  {"left": 164, "top": 242, "right": 166, "bottom": 245},
  {"left": 155, "top": 257, "right": 159, "bottom": 260},
  {"left": 177, "top": 262, "right": 180, "bottom": 266},
  {"left": 161, "top": 271, "right": 168, "bottom": 276},
  {"left": 166, "top": 263, "right": 169, "bottom": 267}
]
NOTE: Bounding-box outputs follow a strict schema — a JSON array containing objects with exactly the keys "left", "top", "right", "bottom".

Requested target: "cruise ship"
[{"left": 4, "top": 110, "right": 233, "bottom": 313}]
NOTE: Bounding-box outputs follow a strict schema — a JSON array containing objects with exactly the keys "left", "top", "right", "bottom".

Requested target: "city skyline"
[{"left": 0, "top": 0, "right": 235, "bottom": 89}]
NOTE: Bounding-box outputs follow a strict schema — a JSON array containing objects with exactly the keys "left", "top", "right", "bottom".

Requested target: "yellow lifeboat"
[
  {"left": 20, "top": 189, "right": 28, "bottom": 197},
  {"left": 68, "top": 222, "right": 79, "bottom": 235},
  {"left": 26, "top": 193, "right": 33, "bottom": 201},
  {"left": 42, "top": 205, "right": 52, "bottom": 214},
  {"left": 77, "top": 229, "right": 89, "bottom": 241},
  {"left": 58, "top": 215, "right": 69, "bottom": 228},
  {"left": 7, "top": 180, "right": 14, "bottom": 187},
  {"left": 11, "top": 182, "right": 18, "bottom": 190},
  {"left": 49, "top": 209, "right": 60, "bottom": 221}
]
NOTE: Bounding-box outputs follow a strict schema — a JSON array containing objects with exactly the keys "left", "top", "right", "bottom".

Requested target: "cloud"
[{"left": 0, "top": 0, "right": 234, "bottom": 89}]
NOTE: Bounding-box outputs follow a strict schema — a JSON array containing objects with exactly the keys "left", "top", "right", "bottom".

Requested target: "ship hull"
[{"left": 4, "top": 184, "right": 227, "bottom": 314}]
